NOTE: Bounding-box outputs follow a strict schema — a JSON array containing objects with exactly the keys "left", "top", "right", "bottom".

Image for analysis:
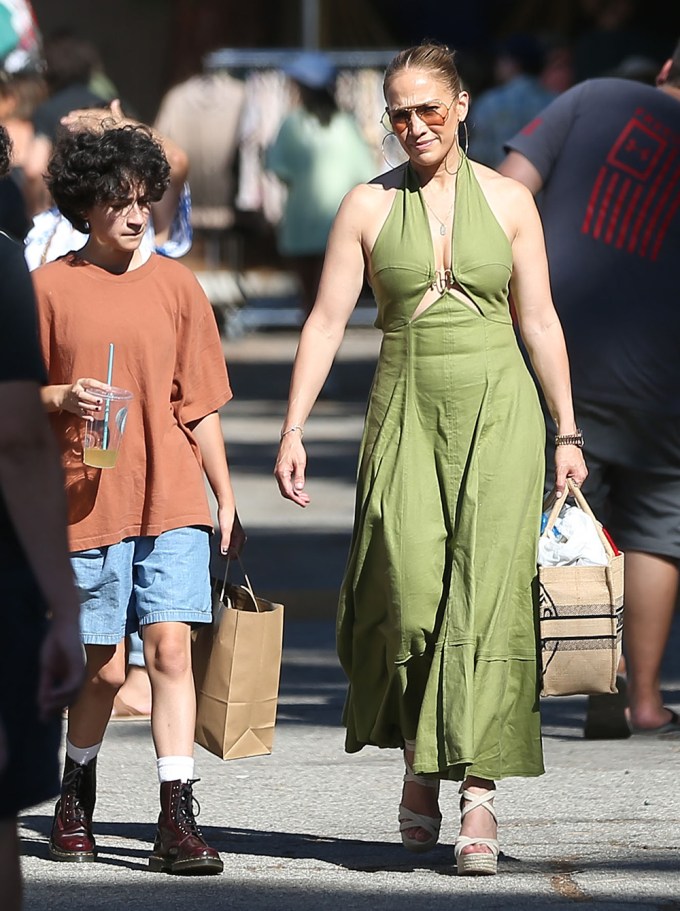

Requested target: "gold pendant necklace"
[
  {"left": 421, "top": 193, "right": 455, "bottom": 235},
  {"left": 419, "top": 149, "right": 464, "bottom": 235}
]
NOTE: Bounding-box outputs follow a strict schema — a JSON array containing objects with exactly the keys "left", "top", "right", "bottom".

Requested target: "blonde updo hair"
[{"left": 383, "top": 42, "right": 462, "bottom": 99}]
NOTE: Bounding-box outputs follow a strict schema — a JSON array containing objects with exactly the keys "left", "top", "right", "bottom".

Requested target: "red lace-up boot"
[
  {"left": 149, "top": 779, "right": 223, "bottom": 875},
  {"left": 49, "top": 756, "right": 97, "bottom": 862}
]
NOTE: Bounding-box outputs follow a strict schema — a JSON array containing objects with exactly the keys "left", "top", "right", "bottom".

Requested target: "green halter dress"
[{"left": 337, "top": 157, "right": 545, "bottom": 781}]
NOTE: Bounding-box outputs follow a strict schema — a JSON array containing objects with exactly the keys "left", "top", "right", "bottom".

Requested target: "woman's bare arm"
[
  {"left": 507, "top": 180, "right": 587, "bottom": 493},
  {"left": 274, "top": 184, "right": 374, "bottom": 505}
]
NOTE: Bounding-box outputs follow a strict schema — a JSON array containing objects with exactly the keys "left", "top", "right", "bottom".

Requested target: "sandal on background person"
[
  {"left": 454, "top": 785, "right": 499, "bottom": 876},
  {"left": 110, "top": 695, "right": 151, "bottom": 722},
  {"left": 398, "top": 741, "right": 441, "bottom": 852},
  {"left": 584, "top": 674, "right": 680, "bottom": 738},
  {"left": 109, "top": 664, "right": 152, "bottom": 722},
  {"left": 630, "top": 708, "right": 680, "bottom": 736}
]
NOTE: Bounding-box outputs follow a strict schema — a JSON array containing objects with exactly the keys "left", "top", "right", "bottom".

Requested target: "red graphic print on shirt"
[
  {"left": 520, "top": 116, "right": 543, "bottom": 137},
  {"left": 581, "top": 108, "right": 680, "bottom": 261}
]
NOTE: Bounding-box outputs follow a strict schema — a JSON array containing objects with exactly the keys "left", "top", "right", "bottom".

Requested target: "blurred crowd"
[{"left": 0, "top": 0, "right": 676, "bottom": 271}]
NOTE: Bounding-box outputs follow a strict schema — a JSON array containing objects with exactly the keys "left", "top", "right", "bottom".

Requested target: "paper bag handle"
[
  {"left": 216, "top": 556, "right": 262, "bottom": 612},
  {"left": 541, "top": 479, "right": 615, "bottom": 559}
]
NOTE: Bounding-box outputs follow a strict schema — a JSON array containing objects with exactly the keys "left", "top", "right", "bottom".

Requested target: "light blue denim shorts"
[{"left": 70, "top": 527, "right": 212, "bottom": 645}]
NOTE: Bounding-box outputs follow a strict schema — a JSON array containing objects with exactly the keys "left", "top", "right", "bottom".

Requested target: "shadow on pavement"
[
  {"left": 230, "top": 438, "right": 360, "bottom": 483},
  {"left": 540, "top": 684, "right": 680, "bottom": 741},
  {"left": 22, "top": 815, "right": 679, "bottom": 878},
  {"left": 228, "top": 355, "right": 376, "bottom": 403},
  {"left": 20, "top": 817, "right": 155, "bottom": 871},
  {"left": 215, "top": 530, "right": 352, "bottom": 594},
  {"left": 276, "top": 621, "right": 680, "bottom": 734},
  {"left": 277, "top": 621, "right": 345, "bottom": 727}
]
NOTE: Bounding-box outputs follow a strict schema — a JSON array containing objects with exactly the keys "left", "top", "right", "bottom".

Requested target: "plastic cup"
[{"left": 81, "top": 385, "right": 134, "bottom": 469}]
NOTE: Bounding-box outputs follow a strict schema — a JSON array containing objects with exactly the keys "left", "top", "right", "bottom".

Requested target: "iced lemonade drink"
[{"left": 82, "top": 385, "right": 134, "bottom": 468}]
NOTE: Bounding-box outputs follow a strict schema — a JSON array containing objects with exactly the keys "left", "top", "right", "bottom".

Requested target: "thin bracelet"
[
  {"left": 555, "top": 429, "right": 584, "bottom": 448},
  {"left": 280, "top": 424, "right": 304, "bottom": 440}
]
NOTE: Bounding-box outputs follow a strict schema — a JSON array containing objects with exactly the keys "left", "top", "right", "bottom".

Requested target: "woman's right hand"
[
  {"left": 57, "top": 378, "right": 111, "bottom": 417},
  {"left": 274, "top": 432, "right": 310, "bottom": 507},
  {"left": 60, "top": 98, "right": 128, "bottom": 133}
]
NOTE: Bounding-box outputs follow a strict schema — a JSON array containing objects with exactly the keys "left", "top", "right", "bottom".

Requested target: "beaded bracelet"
[
  {"left": 555, "top": 429, "right": 584, "bottom": 448},
  {"left": 280, "top": 424, "right": 304, "bottom": 440}
]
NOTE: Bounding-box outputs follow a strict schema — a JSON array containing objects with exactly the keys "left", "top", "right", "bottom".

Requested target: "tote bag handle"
[{"left": 542, "top": 479, "right": 615, "bottom": 559}]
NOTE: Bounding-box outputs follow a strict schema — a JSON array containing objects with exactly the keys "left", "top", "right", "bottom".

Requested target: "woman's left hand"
[
  {"left": 554, "top": 444, "right": 588, "bottom": 496},
  {"left": 217, "top": 505, "right": 246, "bottom": 557}
]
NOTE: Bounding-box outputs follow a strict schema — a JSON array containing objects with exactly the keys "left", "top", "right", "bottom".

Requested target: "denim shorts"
[{"left": 70, "top": 527, "right": 212, "bottom": 645}]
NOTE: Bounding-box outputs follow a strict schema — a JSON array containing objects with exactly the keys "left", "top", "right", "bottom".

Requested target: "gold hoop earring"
[
  {"left": 444, "top": 120, "right": 469, "bottom": 177},
  {"left": 381, "top": 132, "right": 408, "bottom": 170},
  {"left": 458, "top": 120, "right": 469, "bottom": 158}
]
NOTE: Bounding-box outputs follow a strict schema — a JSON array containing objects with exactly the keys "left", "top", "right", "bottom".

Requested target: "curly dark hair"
[
  {"left": 46, "top": 125, "right": 170, "bottom": 233},
  {"left": 0, "top": 124, "right": 12, "bottom": 178}
]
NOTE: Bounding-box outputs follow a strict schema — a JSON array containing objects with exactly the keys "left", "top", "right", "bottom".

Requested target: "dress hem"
[{"left": 343, "top": 739, "right": 545, "bottom": 781}]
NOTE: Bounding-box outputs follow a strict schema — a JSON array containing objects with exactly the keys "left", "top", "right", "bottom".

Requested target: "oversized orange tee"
[{"left": 33, "top": 253, "right": 232, "bottom": 552}]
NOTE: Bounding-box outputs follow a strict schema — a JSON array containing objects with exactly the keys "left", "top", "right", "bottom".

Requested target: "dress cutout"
[{"left": 337, "top": 157, "right": 545, "bottom": 781}]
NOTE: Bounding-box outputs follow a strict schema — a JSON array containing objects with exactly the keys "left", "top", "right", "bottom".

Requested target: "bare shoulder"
[
  {"left": 334, "top": 165, "right": 404, "bottom": 248},
  {"left": 342, "top": 164, "right": 404, "bottom": 212}
]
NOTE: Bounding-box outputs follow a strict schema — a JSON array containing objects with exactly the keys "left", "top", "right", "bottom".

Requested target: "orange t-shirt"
[{"left": 33, "top": 253, "right": 232, "bottom": 552}]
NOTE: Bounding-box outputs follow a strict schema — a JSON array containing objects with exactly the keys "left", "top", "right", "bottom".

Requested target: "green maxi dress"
[{"left": 337, "top": 157, "right": 546, "bottom": 782}]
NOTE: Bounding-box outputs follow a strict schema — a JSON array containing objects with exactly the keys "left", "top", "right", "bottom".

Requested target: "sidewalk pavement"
[{"left": 21, "top": 327, "right": 680, "bottom": 910}]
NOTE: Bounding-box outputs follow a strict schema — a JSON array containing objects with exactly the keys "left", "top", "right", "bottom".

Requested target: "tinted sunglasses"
[{"left": 381, "top": 99, "right": 454, "bottom": 133}]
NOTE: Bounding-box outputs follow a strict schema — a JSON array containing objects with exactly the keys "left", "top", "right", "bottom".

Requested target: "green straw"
[{"left": 103, "top": 343, "right": 114, "bottom": 449}]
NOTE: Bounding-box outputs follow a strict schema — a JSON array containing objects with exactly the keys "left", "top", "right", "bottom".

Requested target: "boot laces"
[
  {"left": 178, "top": 779, "right": 203, "bottom": 837},
  {"left": 62, "top": 764, "right": 88, "bottom": 822}
]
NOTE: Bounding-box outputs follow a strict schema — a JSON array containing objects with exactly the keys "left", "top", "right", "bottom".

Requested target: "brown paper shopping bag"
[
  {"left": 192, "top": 559, "right": 284, "bottom": 760},
  {"left": 538, "top": 480, "right": 624, "bottom": 697}
]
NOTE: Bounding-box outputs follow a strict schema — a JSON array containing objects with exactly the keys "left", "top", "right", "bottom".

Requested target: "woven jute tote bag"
[{"left": 538, "top": 479, "right": 624, "bottom": 697}]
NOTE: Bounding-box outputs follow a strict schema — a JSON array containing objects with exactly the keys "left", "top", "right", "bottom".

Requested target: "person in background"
[
  {"left": 153, "top": 68, "right": 245, "bottom": 267},
  {"left": 499, "top": 38, "right": 680, "bottom": 739},
  {"left": 0, "top": 123, "right": 83, "bottom": 911},
  {"left": 266, "top": 51, "right": 376, "bottom": 318},
  {"left": 275, "top": 42, "right": 586, "bottom": 877},
  {"left": 0, "top": 69, "right": 47, "bottom": 239},
  {"left": 572, "top": 0, "right": 667, "bottom": 83},
  {"left": 34, "top": 124, "right": 244, "bottom": 874},
  {"left": 22, "top": 31, "right": 107, "bottom": 216},
  {"left": 468, "top": 33, "right": 556, "bottom": 169},
  {"left": 0, "top": 0, "right": 41, "bottom": 77}
]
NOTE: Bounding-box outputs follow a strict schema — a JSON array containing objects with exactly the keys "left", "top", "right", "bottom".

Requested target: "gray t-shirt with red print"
[{"left": 506, "top": 78, "right": 680, "bottom": 413}]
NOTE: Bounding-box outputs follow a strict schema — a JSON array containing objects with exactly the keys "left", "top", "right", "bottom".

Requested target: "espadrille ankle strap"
[
  {"left": 403, "top": 756, "right": 439, "bottom": 788},
  {"left": 459, "top": 788, "right": 498, "bottom": 822}
]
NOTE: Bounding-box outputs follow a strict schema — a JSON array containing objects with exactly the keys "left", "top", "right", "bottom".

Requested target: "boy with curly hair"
[{"left": 33, "top": 124, "right": 244, "bottom": 875}]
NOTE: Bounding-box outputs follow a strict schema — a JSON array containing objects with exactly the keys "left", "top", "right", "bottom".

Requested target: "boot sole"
[
  {"left": 49, "top": 845, "right": 97, "bottom": 863},
  {"left": 149, "top": 855, "right": 224, "bottom": 875}
]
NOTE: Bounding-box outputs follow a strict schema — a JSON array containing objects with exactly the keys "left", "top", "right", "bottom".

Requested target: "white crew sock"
[
  {"left": 157, "top": 755, "right": 195, "bottom": 784},
  {"left": 66, "top": 739, "right": 102, "bottom": 766}
]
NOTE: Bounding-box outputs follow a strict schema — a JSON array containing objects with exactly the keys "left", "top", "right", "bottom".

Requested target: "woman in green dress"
[{"left": 274, "top": 43, "right": 587, "bottom": 876}]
